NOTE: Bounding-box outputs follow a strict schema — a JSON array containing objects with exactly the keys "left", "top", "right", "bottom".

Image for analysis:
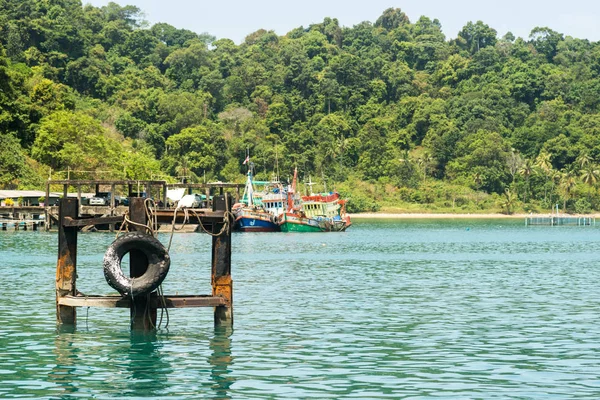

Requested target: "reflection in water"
[
  {"left": 125, "top": 331, "right": 173, "bottom": 397},
  {"left": 50, "top": 326, "right": 234, "bottom": 398},
  {"left": 209, "top": 326, "right": 234, "bottom": 400},
  {"left": 51, "top": 329, "right": 174, "bottom": 398},
  {"left": 50, "top": 330, "right": 80, "bottom": 398}
]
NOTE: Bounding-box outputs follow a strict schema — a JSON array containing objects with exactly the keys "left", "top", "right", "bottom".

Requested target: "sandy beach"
[{"left": 349, "top": 213, "right": 600, "bottom": 219}]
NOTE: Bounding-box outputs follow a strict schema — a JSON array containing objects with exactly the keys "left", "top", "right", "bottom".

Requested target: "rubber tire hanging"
[{"left": 103, "top": 232, "right": 170, "bottom": 297}]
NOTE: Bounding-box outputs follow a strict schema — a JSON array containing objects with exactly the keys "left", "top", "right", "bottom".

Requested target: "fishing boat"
[
  {"left": 278, "top": 169, "right": 351, "bottom": 232},
  {"left": 232, "top": 159, "right": 282, "bottom": 232}
]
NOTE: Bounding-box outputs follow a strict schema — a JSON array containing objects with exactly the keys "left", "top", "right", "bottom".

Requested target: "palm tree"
[
  {"left": 507, "top": 148, "right": 523, "bottom": 183},
  {"left": 576, "top": 152, "right": 593, "bottom": 170},
  {"left": 535, "top": 151, "right": 553, "bottom": 203},
  {"left": 580, "top": 164, "right": 599, "bottom": 202},
  {"left": 559, "top": 169, "right": 577, "bottom": 212},
  {"left": 535, "top": 151, "right": 552, "bottom": 173},
  {"left": 519, "top": 159, "right": 534, "bottom": 203},
  {"left": 500, "top": 188, "right": 516, "bottom": 215},
  {"left": 418, "top": 152, "right": 434, "bottom": 180},
  {"left": 175, "top": 156, "right": 199, "bottom": 183},
  {"left": 399, "top": 149, "right": 414, "bottom": 174}
]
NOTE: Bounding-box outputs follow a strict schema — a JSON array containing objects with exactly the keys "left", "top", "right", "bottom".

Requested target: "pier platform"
[{"left": 525, "top": 216, "right": 596, "bottom": 226}]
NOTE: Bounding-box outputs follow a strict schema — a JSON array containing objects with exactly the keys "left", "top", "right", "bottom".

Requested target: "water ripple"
[{"left": 1, "top": 221, "right": 600, "bottom": 397}]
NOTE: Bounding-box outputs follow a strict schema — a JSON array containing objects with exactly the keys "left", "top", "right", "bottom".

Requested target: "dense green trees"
[{"left": 3, "top": 2, "right": 600, "bottom": 213}]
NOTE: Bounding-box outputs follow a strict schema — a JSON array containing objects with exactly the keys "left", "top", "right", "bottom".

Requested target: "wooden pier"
[
  {"left": 42, "top": 179, "right": 244, "bottom": 232},
  {"left": 525, "top": 215, "right": 596, "bottom": 226},
  {"left": 55, "top": 195, "right": 234, "bottom": 330},
  {"left": 0, "top": 220, "right": 43, "bottom": 231}
]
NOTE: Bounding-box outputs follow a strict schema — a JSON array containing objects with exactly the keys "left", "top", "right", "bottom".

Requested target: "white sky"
[{"left": 85, "top": 0, "right": 600, "bottom": 43}]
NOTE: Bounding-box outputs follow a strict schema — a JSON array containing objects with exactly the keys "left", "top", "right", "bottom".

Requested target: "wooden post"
[
  {"left": 206, "top": 187, "right": 211, "bottom": 209},
  {"left": 77, "top": 185, "right": 82, "bottom": 217},
  {"left": 45, "top": 181, "right": 51, "bottom": 231},
  {"left": 63, "top": 184, "right": 68, "bottom": 199},
  {"left": 162, "top": 183, "right": 167, "bottom": 209},
  {"left": 109, "top": 183, "right": 116, "bottom": 233},
  {"left": 129, "top": 197, "right": 157, "bottom": 330},
  {"left": 56, "top": 198, "right": 78, "bottom": 325},
  {"left": 212, "top": 194, "right": 233, "bottom": 326}
]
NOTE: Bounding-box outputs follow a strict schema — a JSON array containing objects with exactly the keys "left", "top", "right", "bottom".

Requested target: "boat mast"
[
  {"left": 287, "top": 167, "right": 298, "bottom": 212},
  {"left": 242, "top": 149, "right": 253, "bottom": 206},
  {"left": 307, "top": 175, "right": 315, "bottom": 196}
]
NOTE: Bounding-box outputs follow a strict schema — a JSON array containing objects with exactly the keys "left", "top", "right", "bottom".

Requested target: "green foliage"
[
  {"left": 0, "top": 134, "right": 27, "bottom": 188},
  {"left": 3, "top": 1, "right": 600, "bottom": 213}
]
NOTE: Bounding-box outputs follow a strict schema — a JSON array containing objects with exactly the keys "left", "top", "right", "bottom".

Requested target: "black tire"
[{"left": 103, "top": 232, "right": 170, "bottom": 297}]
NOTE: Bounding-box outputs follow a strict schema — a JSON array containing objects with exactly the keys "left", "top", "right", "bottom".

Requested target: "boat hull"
[
  {"left": 235, "top": 215, "right": 280, "bottom": 232},
  {"left": 279, "top": 213, "right": 350, "bottom": 232},
  {"left": 279, "top": 219, "right": 324, "bottom": 232}
]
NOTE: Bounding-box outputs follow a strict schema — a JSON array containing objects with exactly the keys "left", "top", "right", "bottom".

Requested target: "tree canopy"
[{"left": 2, "top": 2, "right": 600, "bottom": 213}]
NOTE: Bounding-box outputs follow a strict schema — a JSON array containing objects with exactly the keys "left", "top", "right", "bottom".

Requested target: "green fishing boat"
[{"left": 278, "top": 169, "right": 351, "bottom": 232}]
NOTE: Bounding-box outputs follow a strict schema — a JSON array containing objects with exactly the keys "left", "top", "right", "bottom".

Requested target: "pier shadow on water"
[{"left": 50, "top": 325, "right": 235, "bottom": 398}]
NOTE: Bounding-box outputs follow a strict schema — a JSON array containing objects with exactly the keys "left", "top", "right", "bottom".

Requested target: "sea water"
[{"left": 1, "top": 219, "right": 600, "bottom": 398}]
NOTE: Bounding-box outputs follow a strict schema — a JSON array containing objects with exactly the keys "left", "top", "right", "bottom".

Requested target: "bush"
[
  {"left": 575, "top": 199, "right": 592, "bottom": 214},
  {"left": 346, "top": 193, "right": 380, "bottom": 213}
]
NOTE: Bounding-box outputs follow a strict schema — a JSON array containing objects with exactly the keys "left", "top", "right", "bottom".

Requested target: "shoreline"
[{"left": 349, "top": 213, "right": 600, "bottom": 219}]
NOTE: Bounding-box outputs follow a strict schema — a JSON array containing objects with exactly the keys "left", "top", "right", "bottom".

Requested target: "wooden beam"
[
  {"left": 49, "top": 180, "right": 167, "bottom": 186},
  {"left": 211, "top": 194, "right": 233, "bottom": 327},
  {"left": 56, "top": 198, "right": 78, "bottom": 325},
  {"left": 62, "top": 216, "right": 124, "bottom": 227},
  {"left": 129, "top": 197, "right": 155, "bottom": 330},
  {"left": 58, "top": 295, "right": 227, "bottom": 308},
  {"left": 168, "top": 183, "right": 245, "bottom": 188},
  {"left": 45, "top": 181, "right": 50, "bottom": 231}
]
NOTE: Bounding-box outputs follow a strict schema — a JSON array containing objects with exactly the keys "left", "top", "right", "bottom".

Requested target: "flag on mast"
[{"left": 243, "top": 155, "right": 250, "bottom": 165}]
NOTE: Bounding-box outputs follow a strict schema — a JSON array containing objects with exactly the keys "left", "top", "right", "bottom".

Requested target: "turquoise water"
[{"left": 1, "top": 219, "right": 600, "bottom": 398}]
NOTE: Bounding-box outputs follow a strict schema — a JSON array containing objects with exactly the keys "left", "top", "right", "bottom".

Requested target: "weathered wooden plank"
[
  {"left": 48, "top": 180, "right": 167, "bottom": 185},
  {"left": 56, "top": 198, "right": 78, "bottom": 325},
  {"left": 62, "top": 216, "right": 124, "bottom": 227},
  {"left": 58, "top": 295, "right": 226, "bottom": 308},
  {"left": 129, "top": 197, "right": 155, "bottom": 330},
  {"left": 168, "top": 183, "right": 245, "bottom": 189},
  {"left": 212, "top": 194, "right": 233, "bottom": 327}
]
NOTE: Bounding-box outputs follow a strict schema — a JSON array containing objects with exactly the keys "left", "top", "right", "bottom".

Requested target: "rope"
[{"left": 117, "top": 195, "right": 233, "bottom": 330}]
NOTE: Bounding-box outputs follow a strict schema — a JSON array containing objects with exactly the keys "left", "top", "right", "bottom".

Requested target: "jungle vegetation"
[{"left": 2, "top": 1, "right": 600, "bottom": 214}]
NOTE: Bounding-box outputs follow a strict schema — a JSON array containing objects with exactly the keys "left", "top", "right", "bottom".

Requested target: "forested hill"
[{"left": 2, "top": 1, "right": 600, "bottom": 213}]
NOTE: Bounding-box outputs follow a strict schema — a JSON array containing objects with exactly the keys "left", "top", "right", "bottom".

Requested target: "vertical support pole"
[
  {"left": 109, "top": 183, "right": 116, "bottom": 233},
  {"left": 63, "top": 184, "right": 68, "bottom": 199},
  {"left": 129, "top": 197, "right": 157, "bottom": 331},
  {"left": 162, "top": 182, "right": 167, "bottom": 209},
  {"left": 56, "top": 198, "right": 78, "bottom": 325},
  {"left": 128, "top": 183, "right": 133, "bottom": 197},
  {"left": 77, "top": 185, "right": 82, "bottom": 217},
  {"left": 45, "top": 181, "right": 51, "bottom": 231},
  {"left": 206, "top": 187, "right": 211, "bottom": 209},
  {"left": 212, "top": 194, "right": 233, "bottom": 327}
]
